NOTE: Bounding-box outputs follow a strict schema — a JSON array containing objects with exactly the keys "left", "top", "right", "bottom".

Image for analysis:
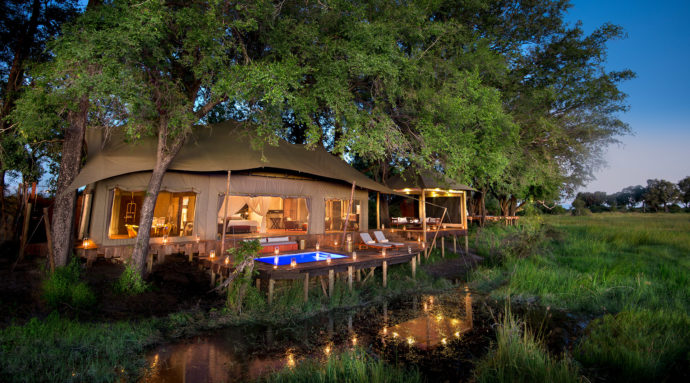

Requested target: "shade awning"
[{"left": 70, "top": 121, "right": 394, "bottom": 194}]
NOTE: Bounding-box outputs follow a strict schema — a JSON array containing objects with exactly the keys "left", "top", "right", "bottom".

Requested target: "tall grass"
[
  {"left": 474, "top": 309, "right": 582, "bottom": 383},
  {"left": 262, "top": 347, "right": 422, "bottom": 383},
  {"left": 469, "top": 213, "right": 690, "bottom": 382},
  {"left": 0, "top": 312, "right": 159, "bottom": 382}
]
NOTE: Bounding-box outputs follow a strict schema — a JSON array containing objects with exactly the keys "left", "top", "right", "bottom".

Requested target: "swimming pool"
[{"left": 256, "top": 251, "right": 348, "bottom": 266}]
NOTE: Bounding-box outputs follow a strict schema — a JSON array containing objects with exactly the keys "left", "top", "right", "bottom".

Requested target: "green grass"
[
  {"left": 0, "top": 312, "right": 159, "bottom": 383},
  {"left": 261, "top": 347, "right": 422, "bottom": 383},
  {"left": 469, "top": 213, "right": 690, "bottom": 382},
  {"left": 42, "top": 258, "right": 96, "bottom": 310},
  {"left": 474, "top": 308, "right": 582, "bottom": 383}
]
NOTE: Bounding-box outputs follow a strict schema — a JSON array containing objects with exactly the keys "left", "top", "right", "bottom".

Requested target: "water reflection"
[
  {"left": 142, "top": 287, "right": 475, "bottom": 382},
  {"left": 380, "top": 289, "right": 473, "bottom": 350}
]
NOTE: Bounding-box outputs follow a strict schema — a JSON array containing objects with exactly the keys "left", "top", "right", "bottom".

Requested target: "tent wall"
[{"left": 88, "top": 171, "right": 368, "bottom": 246}]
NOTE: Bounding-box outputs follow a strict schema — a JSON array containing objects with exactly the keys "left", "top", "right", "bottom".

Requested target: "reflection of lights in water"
[
  {"left": 436, "top": 314, "right": 443, "bottom": 321},
  {"left": 441, "top": 338, "right": 447, "bottom": 345},
  {"left": 286, "top": 353, "right": 296, "bottom": 368},
  {"left": 151, "top": 353, "right": 159, "bottom": 369},
  {"left": 451, "top": 319, "right": 459, "bottom": 325},
  {"left": 423, "top": 302, "right": 428, "bottom": 311},
  {"left": 454, "top": 331, "right": 460, "bottom": 338},
  {"left": 324, "top": 345, "right": 331, "bottom": 356},
  {"left": 352, "top": 336, "right": 358, "bottom": 346},
  {"left": 406, "top": 337, "right": 415, "bottom": 345},
  {"left": 392, "top": 332, "right": 399, "bottom": 338},
  {"left": 382, "top": 327, "right": 388, "bottom": 334}
]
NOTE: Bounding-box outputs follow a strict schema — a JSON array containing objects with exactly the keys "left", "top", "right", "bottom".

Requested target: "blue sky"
[{"left": 566, "top": 0, "right": 690, "bottom": 193}]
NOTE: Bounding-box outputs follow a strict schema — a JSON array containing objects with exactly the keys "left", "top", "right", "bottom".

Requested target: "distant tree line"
[{"left": 572, "top": 177, "right": 690, "bottom": 214}]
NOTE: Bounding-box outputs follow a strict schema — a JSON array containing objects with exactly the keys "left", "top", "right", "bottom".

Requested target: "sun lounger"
[
  {"left": 359, "top": 232, "right": 392, "bottom": 249},
  {"left": 373, "top": 231, "right": 405, "bottom": 247}
]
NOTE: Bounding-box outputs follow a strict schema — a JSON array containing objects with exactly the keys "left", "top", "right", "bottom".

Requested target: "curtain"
[
  {"left": 217, "top": 195, "right": 247, "bottom": 224},
  {"left": 243, "top": 196, "right": 272, "bottom": 233}
]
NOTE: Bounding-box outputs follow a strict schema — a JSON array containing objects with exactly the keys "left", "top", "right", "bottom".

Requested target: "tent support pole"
[
  {"left": 220, "top": 171, "right": 231, "bottom": 257},
  {"left": 376, "top": 192, "right": 381, "bottom": 229},
  {"left": 340, "top": 181, "right": 356, "bottom": 250}
]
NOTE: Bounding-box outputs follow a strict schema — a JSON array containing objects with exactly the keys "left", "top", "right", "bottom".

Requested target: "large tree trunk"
[
  {"left": 479, "top": 188, "right": 487, "bottom": 227},
  {"left": 509, "top": 195, "right": 518, "bottom": 216},
  {"left": 130, "top": 126, "right": 186, "bottom": 276},
  {"left": 52, "top": 96, "right": 89, "bottom": 267}
]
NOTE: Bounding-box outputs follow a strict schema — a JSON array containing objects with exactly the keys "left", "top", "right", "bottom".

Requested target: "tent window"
[
  {"left": 217, "top": 195, "right": 309, "bottom": 235},
  {"left": 325, "top": 199, "right": 360, "bottom": 232},
  {"left": 108, "top": 188, "right": 196, "bottom": 239}
]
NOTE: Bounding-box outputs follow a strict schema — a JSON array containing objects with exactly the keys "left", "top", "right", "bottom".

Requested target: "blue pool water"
[{"left": 256, "top": 251, "right": 348, "bottom": 266}]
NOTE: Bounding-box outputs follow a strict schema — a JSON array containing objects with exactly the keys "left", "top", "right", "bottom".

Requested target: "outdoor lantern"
[
  {"left": 195, "top": 235, "right": 200, "bottom": 243},
  {"left": 209, "top": 250, "right": 215, "bottom": 259},
  {"left": 82, "top": 238, "right": 89, "bottom": 249},
  {"left": 274, "top": 247, "right": 279, "bottom": 255},
  {"left": 352, "top": 251, "right": 357, "bottom": 261},
  {"left": 291, "top": 258, "right": 297, "bottom": 268},
  {"left": 417, "top": 237, "right": 421, "bottom": 243},
  {"left": 382, "top": 224, "right": 385, "bottom": 229},
  {"left": 326, "top": 255, "right": 332, "bottom": 264},
  {"left": 224, "top": 256, "right": 229, "bottom": 265},
  {"left": 315, "top": 243, "right": 320, "bottom": 251},
  {"left": 334, "top": 240, "right": 338, "bottom": 247},
  {"left": 408, "top": 246, "right": 412, "bottom": 254},
  {"left": 162, "top": 235, "right": 168, "bottom": 245},
  {"left": 382, "top": 248, "right": 387, "bottom": 257}
]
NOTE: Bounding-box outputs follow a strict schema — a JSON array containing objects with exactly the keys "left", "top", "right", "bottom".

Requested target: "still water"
[{"left": 142, "top": 287, "right": 488, "bottom": 382}]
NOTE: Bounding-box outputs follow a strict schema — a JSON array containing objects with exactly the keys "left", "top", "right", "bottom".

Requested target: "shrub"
[
  {"left": 114, "top": 265, "right": 149, "bottom": 295},
  {"left": 41, "top": 258, "right": 95, "bottom": 310}
]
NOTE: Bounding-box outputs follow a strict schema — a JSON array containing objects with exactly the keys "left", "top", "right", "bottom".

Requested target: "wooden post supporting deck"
[
  {"left": 347, "top": 266, "right": 353, "bottom": 291},
  {"left": 465, "top": 235, "right": 469, "bottom": 255},
  {"left": 43, "top": 208, "right": 55, "bottom": 273},
  {"left": 442, "top": 236, "right": 445, "bottom": 258},
  {"left": 376, "top": 192, "right": 381, "bottom": 230},
  {"left": 356, "top": 269, "right": 361, "bottom": 282},
  {"left": 147, "top": 253, "right": 153, "bottom": 273},
  {"left": 304, "top": 273, "right": 310, "bottom": 302},
  {"left": 328, "top": 270, "right": 335, "bottom": 298},
  {"left": 411, "top": 257, "right": 416, "bottom": 279},
  {"left": 268, "top": 278, "right": 275, "bottom": 304},
  {"left": 256, "top": 278, "right": 261, "bottom": 290},
  {"left": 382, "top": 261, "right": 388, "bottom": 288},
  {"left": 453, "top": 236, "right": 457, "bottom": 253},
  {"left": 210, "top": 266, "right": 216, "bottom": 287}
]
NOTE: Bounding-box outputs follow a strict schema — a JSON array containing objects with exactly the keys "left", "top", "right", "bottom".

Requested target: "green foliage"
[
  {"left": 643, "top": 179, "right": 680, "bottom": 212},
  {"left": 42, "top": 258, "right": 95, "bottom": 310},
  {"left": 469, "top": 213, "right": 690, "bottom": 381},
  {"left": 472, "top": 218, "right": 546, "bottom": 267},
  {"left": 474, "top": 309, "right": 582, "bottom": 383},
  {"left": 262, "top": 347, "right": 422, "bottom": 383},
  {"left": 226, "top": 239, "right": 261, "bottom": 310},
  {"left": 0, "top": 312, "right": 158, "bottom": 382},
  {"left": 678, "top": 176, "right": 690, "bottom": 207},
  {"left": 570, "top": 199, "right": 591, "bottom": 216},
  {"left": 576, "top": 310, "right": 690, "bottom": 382},
  {"left": 114, "top": 264, "right": 149, "bottom": 295}
]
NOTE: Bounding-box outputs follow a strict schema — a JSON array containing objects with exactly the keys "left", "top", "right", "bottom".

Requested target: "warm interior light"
[
  {"left": 195, "top": 235, "right": 200, "bottom": 243},
  {"left": 382, "top": 248, "right": 386, "bottom": 257},
  {"left": 162, "top": 235, "right": 168, "bottom": 244},
  {"left": 334, "top": 240, "right": 338, "bottom": 247},
  {"left": 82, "top": 238, "right": 89, "bottom": 249}
]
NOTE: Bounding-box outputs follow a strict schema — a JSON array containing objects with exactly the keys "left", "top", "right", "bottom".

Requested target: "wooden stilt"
[
  {"left": 256, "top": 278, "right": 261, "bottom": 290},
  {"left": 382, "top": 261, "right": 388, "bottom": 288},
  {"left": 43, "top": 208, "right": 54, "bottom": 273},
  {"left": 356, "top": 269, "right": 361, "bottom": 282},
  {"left": 465, "top": 235, "right": 469, "bottom": 255},
  {"left": 453, "top": 236, "right": 457, "bottom": 253},
  {"left": 304, "top": 273, "right": 310, "bottom": 302},
  {"left": 147, "top": 253, "right": 153, "bottom": 273},
  {"left": 411, "top": 257, "right": 416, "bottom": 279},
  {"left": 319, "top": 276, "right": 328, "bottom": 296},
  {"left": 268, "top": 278, "right": 275, "bottom": 304},
  {"left": 210, "top": 266, "right": 216, "bottom": 287},
  {"left": 347, "top": 266, "right": 353, "bottom": 291},
  {"left": 442, "top": 237, "right": 445, "bottom": 258},
  {"left": 328, "top": 269, "right": 335, "bottom": 298}
]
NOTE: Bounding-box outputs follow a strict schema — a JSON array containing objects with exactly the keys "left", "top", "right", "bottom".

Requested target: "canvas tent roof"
[
  {"left": 71, "top": 121, "right": 393, "bottom": 194},
  {"left": 387, "top": 169, "right": 475, "bottom": 192}
]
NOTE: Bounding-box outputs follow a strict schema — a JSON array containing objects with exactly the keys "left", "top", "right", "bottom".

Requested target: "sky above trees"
[{"left": 567, "top": 0, "right": 690, "bottom": 193}]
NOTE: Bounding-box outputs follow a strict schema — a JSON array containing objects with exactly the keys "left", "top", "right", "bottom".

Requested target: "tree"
[
  {"left": 678, "top": 177, "right": 690, "bottom": 208},
  {"left": 0, "top": 0, "right": 78, "bottom": 214},
  {"left": 621, "top": 185, "right": 645, "bottom": 209},
  {"left": 643, "top": 179, "right": 679, "bottom": 212}
]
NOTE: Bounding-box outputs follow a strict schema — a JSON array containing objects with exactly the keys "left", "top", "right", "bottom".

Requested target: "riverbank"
[{"left": 0, "top": 247, "right": 477, "bottom": 382}]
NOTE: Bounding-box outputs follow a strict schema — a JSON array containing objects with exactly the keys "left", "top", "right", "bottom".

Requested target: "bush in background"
[
  {"left": 41, "top": 258, "right": 95, "bottom": 310},
  {"left": 114, "top": 264, "right": 150, "bottom": 295}
]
